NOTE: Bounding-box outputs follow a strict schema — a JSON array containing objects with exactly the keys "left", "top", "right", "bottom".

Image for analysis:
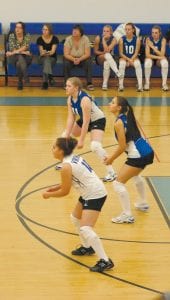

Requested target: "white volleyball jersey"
[{"left": 63, "top": 154, "right": 107, "bottom": 200}]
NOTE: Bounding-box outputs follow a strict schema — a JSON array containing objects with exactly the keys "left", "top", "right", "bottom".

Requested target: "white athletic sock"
[
  {"left": 113, "top": 180, "right": 132, "bottom": 215},
  {"left": 144, "top": 58, "right": 152, "bottom": 85},
  {"left": 90, "top": 141, "right": 116, "bottom": 175},
  {"left": 133, "top": 176, "right": 147, "bottom": 204},
  {"left": 118, "top": 59, "right": 126, "bottom": 87},
  {"left": 104, "top": 53, "right": 119, "bottom": 75},
  {"left": 134, "top": 59, "right": 143, "bottom": 88},
  {"left": 80, "top": 226, "right": 108, "bottom": 261},
  {"left": 70, "top": 214, "right": 88, "bottom": 247},
  {"left": 160, "top": 58, "right": 168, "bottom": 86},
  {"left": 103, "top": 61, "right": 110, "bottom": 87}
]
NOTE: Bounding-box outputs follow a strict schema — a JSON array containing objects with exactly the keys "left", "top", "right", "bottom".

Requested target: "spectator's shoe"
[
  {"left": 48, "top": 75, "right": 55, "bottom": 86},
  {"left": 118, "top": 85, "right": 124, "bottom": 92},
  {"left": 90, "top": 258, "right": 114, "bottom": 272},
  {"left": 42, "top": 82, "right": 48, "bottom": 90},
  {"left": 102, "top": 173, "right": 117, "bottom": 182},
  {"left": 162, "top": 84, "right": 169, "bottom": 91},
  {"left": 111, "top": 213, "right": 135, "bottom": 224},
  {"left": 71, "top": 246, "right": 95, "bottom": 256},
  {"left": 134, "top": 202, "right": 149, "bottom": 212},
  {"left": 87, "top": 83, "right": 94, "bottom": 91},
  {"left": 102, "top": 84, "right": 108, "bottom": 91},
  {"left": 144, "top": 83, "right": 150, "bottom": 91},
  {"left": 17, "top": 80, "right": 23, "bottom": 90}
]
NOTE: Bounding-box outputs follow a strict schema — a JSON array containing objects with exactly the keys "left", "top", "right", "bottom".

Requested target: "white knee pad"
[
  {"left": 133, "top": 59, "right": 141, "bottom": 68},
  {"left": 160, "top": 58, "right": 168, "bottom": 68},
  {"left": 119, "top": 59, "right": 126, "bottom": 68},
  {"left": 104, "top": 52, "right": 112, "bottom": 61},
  {"left": 133, "top": 175, "right": 144, "bottom": 185},
  {"left": 144, "top": 58, "right": 152, "bottom": 68},
  {"left": 80, "top": 226, "right": 97, "bottom": 247},
  {"left": 70, "top": 213, "right": 80, "bottom": 226},
  {"left": 90, "top": 141, "right": 106, "bottom": 160},
  {"left": 113, "top": 180, "right": 126, "bottom": 194}
]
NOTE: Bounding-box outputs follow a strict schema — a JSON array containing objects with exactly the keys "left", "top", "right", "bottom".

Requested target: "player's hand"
[
  {"left": 77, "top": 140, "right": 84, "bottom": 149},
  {"left": 42, "top": 191, "right": 50, "bottom": 199}
]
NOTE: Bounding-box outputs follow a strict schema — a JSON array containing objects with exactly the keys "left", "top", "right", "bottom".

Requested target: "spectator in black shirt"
[{"left": 37, "top": 24, "right": 59, "bottom": 89}]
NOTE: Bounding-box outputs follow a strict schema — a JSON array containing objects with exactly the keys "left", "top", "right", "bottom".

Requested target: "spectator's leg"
[
  {"left": 144, "top": 58, "right": 152, "bottom": 90},
  {"left": 133, "top": 59, "right": 143, "bottom": 91}
]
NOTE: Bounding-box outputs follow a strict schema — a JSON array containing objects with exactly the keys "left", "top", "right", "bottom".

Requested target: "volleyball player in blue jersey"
[
  {"left": 104, "top": 96, "right": 154, "bottom": 224},
  {"left": 144, "top": 25, "right": 169, "bottom": 91},
  {"left": 118, "top": 23, "right": 143, "bottom": 92},
  {"left": 61, "top": 76, "right": 116, "bottom": 182}
]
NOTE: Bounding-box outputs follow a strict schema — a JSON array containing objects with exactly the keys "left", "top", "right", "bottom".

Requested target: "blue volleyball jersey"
[
  {"left": 70, "top": 90, "right": 104, "bottom": 122},
  {"left": 98, "top": 34, "right": 114, "bottom": 52},
  {"left": 149, "top": 36, "right": 163, "bottom": 55},
  {"left": 122, "top": 35, "right": 137, "bottom": 58},
  {"left": 115, "top": 114, "right": 153, "bottom": 158}
]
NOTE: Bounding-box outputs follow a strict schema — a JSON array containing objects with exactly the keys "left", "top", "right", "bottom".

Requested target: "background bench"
[{"left": 6, "top": 22, "right": 170, "bottom": 86}]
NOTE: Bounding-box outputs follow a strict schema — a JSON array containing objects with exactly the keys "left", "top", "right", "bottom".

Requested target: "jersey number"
[{"left": 125, "top": 45, "right": 134, "bottom": 54}]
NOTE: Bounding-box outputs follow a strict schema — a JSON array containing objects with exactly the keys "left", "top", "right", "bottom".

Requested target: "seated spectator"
[
  {"left": 144, "top": 25, "right": 169, "bottom": 91},
  {"left": 118, "top": 22, "right": 143, "bottom": 92},
  {"left": 63, "top": 24, "right": 94, "bottom": 91},
  {"left": 94, "top": 25, "right": 121, "bottom": 90},
  {"left": 37, "top": 24, "right": 59, "bottom": 90},
  {"left": 6, "top": 21, "right": 32, "bottom": 90}
]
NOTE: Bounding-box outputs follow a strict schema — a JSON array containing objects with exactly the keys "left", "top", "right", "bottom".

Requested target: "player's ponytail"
[
  {"left": 116, "top": 96, "right": 140, "bottom": 139},
  {"left": 56, "top": 137, "right": 78, "bottom": 156}
]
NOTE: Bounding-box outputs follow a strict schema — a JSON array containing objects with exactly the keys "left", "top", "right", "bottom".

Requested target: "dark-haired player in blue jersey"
[
  {"left": 104, "top": 96, "right": 154, "bottom": 224},
  {"left": 118, "top": 23, "right": 143, "bottom": 92},
  {"left": 144, "top": 25, "right": 169, "bottom": 91},
  {"left": 61, "top": 76, "right": 116, "bottom": 182}
]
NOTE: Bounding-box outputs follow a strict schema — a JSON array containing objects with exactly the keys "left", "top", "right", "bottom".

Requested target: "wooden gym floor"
[{"left": 0, "top": 83, "right": 170, "bottom": 300}]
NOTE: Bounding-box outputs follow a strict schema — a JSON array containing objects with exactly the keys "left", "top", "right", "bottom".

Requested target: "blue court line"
[
  {"left": 0, "top": 96, "right": 170, "bottom": 106},
  {"left": 147, "top": 177, "right": 170, "bottom": 227}
]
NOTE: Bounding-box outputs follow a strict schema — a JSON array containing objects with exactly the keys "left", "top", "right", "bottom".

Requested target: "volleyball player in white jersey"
[
  {"left": 42, "top": 137, "right": 114, "bottom": 272},
  {"left": 61, "top": 76, "right": 116, "bottom": 182},
  {"left": 118, "top": 22, "right": 143, "bottom": 92},
  {"left": 144, "top": 25, "right": 169, "bottom": 91}
]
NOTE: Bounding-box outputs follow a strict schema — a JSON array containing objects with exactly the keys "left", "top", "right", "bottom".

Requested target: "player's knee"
[
  {"left": 70, "top": 213, "right": 80, "bottom": 227},
  {"left": 144, "top": 58, "right": 152, "bottom": 68},
  {"left": 134, "top": 59, "right": 141, "bottom": 68},
  {"left": 113, "top": 180, "right": 126, "bottom": 194},
  {"left": 104, "top": 52, "right": 112, "bottom": 61},
  {"left": 80, "top": 226, "right": 97, "bottom": 242},
  {"left": 119, "top": 59, "right": 126, "bottom": 68},
  {"left": 160, "top": 58, "right": 168, "bottom": 68},
  {"left": 90, "top": 141, "right": 101, "bottom": 153},
  {"left": 133, "top": 175, "right": 143, "bottom": 185}
]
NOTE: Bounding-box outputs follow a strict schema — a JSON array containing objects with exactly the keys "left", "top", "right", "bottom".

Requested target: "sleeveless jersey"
[
  {"left": 98, "top": 34, "right": 114, "bottom": 53},
  {"left": 122, "top": 35, "right": 137, "bottom": 58},
  {"left": 63, "top": 154, "right": 107, "bottom": 200},
  {"left": 70, "top": 90, "right": 104, "bottom": 122},
  {"left": 115, "top": 114, "right": 153, "bottom": 158},
  {"left": 149, "top": 36, "right": 163, "bottom": 56}
]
